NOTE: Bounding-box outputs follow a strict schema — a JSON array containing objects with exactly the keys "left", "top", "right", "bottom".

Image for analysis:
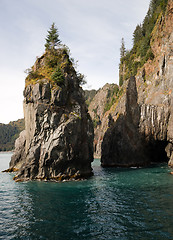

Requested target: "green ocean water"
[{"left": 0, "top": 152, "right": 173, "bottom": 240}]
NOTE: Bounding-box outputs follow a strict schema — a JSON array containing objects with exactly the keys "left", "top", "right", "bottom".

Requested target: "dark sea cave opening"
[{"left": 147, "top": 140, "right": 169, "bottom": 164}]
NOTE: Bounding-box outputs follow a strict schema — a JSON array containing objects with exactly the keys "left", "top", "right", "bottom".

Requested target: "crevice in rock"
[
  {"left": 146, "top": 140, "right": 169, "bottom": 163},
  {"left": 162, "top": 55, "right": 166, "bottom": 75}
]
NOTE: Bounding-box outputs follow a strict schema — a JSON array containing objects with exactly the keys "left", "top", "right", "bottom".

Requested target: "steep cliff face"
[
  {"left": 101, "top": 0, "right": 173, "bottom": 167},
  {"left": 101, "top": 77, "right": 149, "bottom": 167},
  {"left": 87, "top": 83, "right": 119, "bottom": 158},
  {"left": 10, "top": 48, "right": 94, "bottom": 181}
]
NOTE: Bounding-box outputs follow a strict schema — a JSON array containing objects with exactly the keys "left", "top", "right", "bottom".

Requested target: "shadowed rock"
[
  {"left": 9, "top": 49, "right": 94, "bottom": 181},
  {"left": 101, "top": 77, "right": 149, "bottom": 167},
  {"left": 101, "top": 1, "right": 173, "bottom": 168}
]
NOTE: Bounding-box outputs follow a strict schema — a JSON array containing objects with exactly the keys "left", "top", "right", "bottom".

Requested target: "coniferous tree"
[
  {"left": 120, "top": 38, "right": 126, "bottom": 60},
  {"left": 133, "top": 24, "right": 143, "bottom": 45},
  {"left": 45, "top": 23, "right": 61, "bottom": 51},
  {"left": 119, "top": 38, "right": 126, "bottom": 86},
  {"left": 118, "top": 0, "right": 168, "bottom": 84}
]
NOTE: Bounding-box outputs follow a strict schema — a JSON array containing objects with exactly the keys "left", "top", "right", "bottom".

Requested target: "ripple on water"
[{"left": 0, "top": 155, "right": 173, "bottom": 240}]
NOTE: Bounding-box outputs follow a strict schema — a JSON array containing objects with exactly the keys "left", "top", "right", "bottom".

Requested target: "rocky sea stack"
[{"left": 10, "top": 42, "right": 94, "bottom": 181}]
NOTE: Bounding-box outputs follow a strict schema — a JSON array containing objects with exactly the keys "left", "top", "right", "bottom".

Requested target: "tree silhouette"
[{"left": 120, "top": 38, "right": 126, "bottom": 60}]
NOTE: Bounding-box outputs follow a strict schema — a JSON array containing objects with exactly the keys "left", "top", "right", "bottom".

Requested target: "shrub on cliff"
[
  {"left": 51, "top": 66, "right": 65, "bottom": 86},
  {"left": 104, "top": 85, "right": 119, "bottom": 113},
  {"left": 25, "top": 23, "right": 86, "bottom": 89},
  {"left": 119, "top": 0, "right": 168, "bottom": 85}
]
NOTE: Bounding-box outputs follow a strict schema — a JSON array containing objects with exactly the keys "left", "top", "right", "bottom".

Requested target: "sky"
[{"left": 0, "top": 0, "right": 150, "bottom": 124}]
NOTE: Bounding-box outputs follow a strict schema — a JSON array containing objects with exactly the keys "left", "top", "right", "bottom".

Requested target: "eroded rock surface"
[
  {"left": 10, "top": 50, "right": 94, "bottom": 181},
  {"left": 101, "top": 77, "right": 149, "bottom": 167},
  {"left": 101, "top": 1, "right": 173, "bottom": 167},
  {"left": 87, "top": 83, "right": 119, "bottom": 158}
]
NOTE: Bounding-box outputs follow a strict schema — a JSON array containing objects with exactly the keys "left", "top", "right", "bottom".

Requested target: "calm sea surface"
[{"left": 0, "top": 152, "right": 173, "bottom": 240}]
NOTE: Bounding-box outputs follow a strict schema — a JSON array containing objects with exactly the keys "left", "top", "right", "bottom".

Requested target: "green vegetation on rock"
[
  {"left": 119, "top": 0, "right": 168, "bottom": 85},
  {"left": 51, "top": 66, "right": 65, "bottom": 86},
  {"left": 25, "top": 23, "right": 86, "bottom": 88},
  {"left": 0, "top": 119, "right": 24, "bottom": 151},
  {"left": 25, "top": 46, "right": 72, "bottom": 87},
  {"left": 104, "top": 84, "right": 120, "bottom": 113},
  {"left": 84, "top": 89, "right": 98, "bottom": 106}
]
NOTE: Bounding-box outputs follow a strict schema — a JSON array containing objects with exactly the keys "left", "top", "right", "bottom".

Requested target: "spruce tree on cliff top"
[
  {"left": 118, "top": 0, "right": 168, "bottom": 86},
  {"left": 120, "top": 38, "right": 126, "bottom": 59},
  {"left": 45, "top": 23, "right": 61, "bottom": 50}
]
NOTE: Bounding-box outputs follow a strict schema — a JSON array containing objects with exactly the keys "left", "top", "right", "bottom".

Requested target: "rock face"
[
  {"left": 101, "top": 0, "right": 173, "bottom": 167},
  {"left": 101, "top": 77, "right": 150, "bottom": 167},
  {"left": 87, "top": 83, "right": 119, "bottom": 158},
  {"left": 10, "top": 49, "right": 94, "bottom": 181}
]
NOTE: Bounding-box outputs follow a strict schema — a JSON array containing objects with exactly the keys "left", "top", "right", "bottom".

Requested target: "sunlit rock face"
[{"left": 101, "top": 1, "right": 173, "bottom": 167}]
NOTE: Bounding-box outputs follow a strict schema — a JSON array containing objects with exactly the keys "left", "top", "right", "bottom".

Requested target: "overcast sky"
[{"left": 0, "top": 0, "right": 150, "bottom": 123}]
